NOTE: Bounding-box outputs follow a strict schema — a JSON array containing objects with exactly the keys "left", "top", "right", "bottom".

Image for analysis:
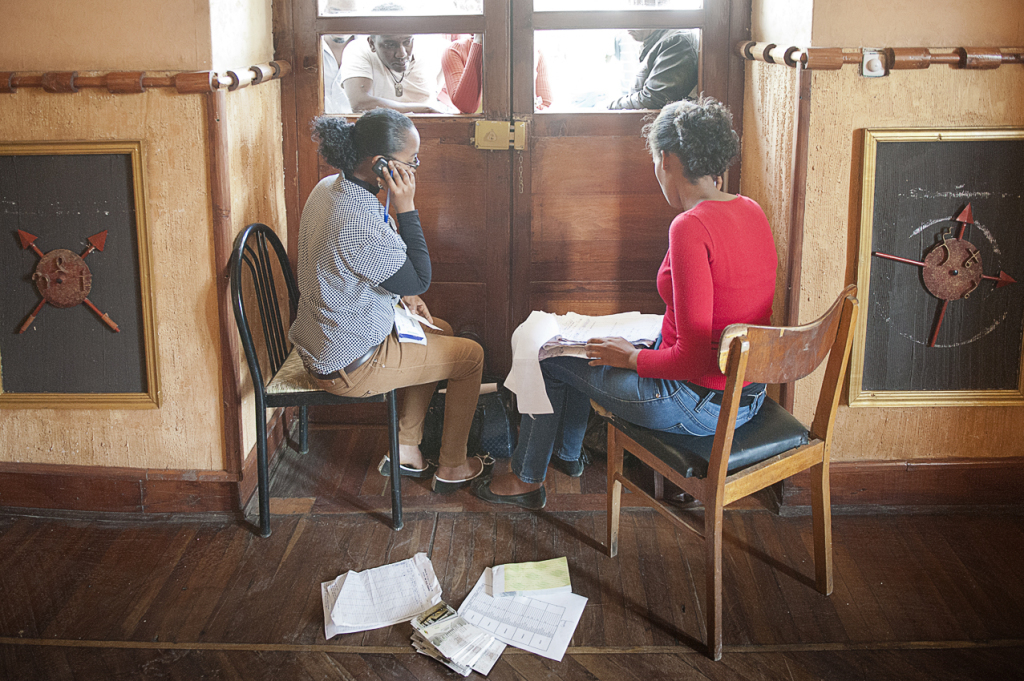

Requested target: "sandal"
[
  {"left": 377, "top": 455, "right": 434, "bottom": 479},
  {"left": 430, "top": 455, "right": 493, "bottom": 494}
]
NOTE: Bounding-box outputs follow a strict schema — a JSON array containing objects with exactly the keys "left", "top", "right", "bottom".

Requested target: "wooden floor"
[{"left": 3, "top": 423, "right": 1024, "bottom": 680}]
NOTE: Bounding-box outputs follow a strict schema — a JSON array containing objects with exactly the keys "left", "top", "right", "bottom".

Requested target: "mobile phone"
[{"left": 372, "top": 157, "right": 391, "bottom": 179}]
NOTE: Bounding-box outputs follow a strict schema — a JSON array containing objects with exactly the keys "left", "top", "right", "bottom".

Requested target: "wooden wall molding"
[
  {"left": 785, "top": 457, "right": 1024, "bottom": 509},
  {"left": 736, "top": 42, "right": 1024, "bottom": 71},
  {"left": 0, "top": 61, "right": 291, "bottom": 95},
  {"left": 0, "top": 408, "right": 288, "bottom": 515}
]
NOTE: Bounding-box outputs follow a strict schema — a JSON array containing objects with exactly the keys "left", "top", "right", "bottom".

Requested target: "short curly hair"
[
  {"left": 311, "top": 108, "right": 415, "bottom": 174},
  {"left": 644, "top": 96, "right": 739, "bottom": 181}
]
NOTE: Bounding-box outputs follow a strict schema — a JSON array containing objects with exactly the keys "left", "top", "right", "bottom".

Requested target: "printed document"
[
  {"left": 458, "top": 567, "right": 587, "bottom": 662},
  {"left": 321, "top": 552, "right": 442, "bottom": 639}
]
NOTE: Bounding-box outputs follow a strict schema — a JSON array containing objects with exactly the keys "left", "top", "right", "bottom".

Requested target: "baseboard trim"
[
  {"left": 785, "top": 457, "right": 1024, "bottom": 508},
  {"left": 0, "top": 409, "right": 290, "bottom": 515},
  {"left": 1, "top": 449, "right": 1020, "bottom": 516}
]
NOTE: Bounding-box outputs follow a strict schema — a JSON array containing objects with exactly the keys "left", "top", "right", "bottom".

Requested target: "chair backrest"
[
  {"left": 715, "top": 284, "right": 859, "bottom": 444},
  {"left": 229, "top": 223, "right": 300, "bottom": 392},
  {"left": 718, "top": 284, "right": 858, "bottom": 385}
]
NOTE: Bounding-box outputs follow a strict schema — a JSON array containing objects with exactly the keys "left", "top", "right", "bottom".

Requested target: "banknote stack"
[{"left": 410, "top": 602, "right": 505, "bottom": 676}]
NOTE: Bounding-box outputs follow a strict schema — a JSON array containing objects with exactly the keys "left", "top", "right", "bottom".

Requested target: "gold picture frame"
[
  {"left": 0, "top": 141, "right": 161, "bottom": 409},
  {"left": 849, "top": 128, "right": 1024, "bottom": 408}
]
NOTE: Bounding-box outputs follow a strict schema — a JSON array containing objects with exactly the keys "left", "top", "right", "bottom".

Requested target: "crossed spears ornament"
[
  {"left": 15, "top": 229, "right": 120, "bottom": 334},
  {"left": 872, "top": 203, "right": 1016, "bottom": 347}
]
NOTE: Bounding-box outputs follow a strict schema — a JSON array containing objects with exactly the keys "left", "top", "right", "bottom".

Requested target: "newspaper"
[{"left": 411, "top": 602, "right": 504, "bottom": 676}]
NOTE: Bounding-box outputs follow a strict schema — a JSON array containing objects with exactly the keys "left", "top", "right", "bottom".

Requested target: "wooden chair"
[
  {"left": 598, "top": 285, "right": 858, "bottom": 660},
  {"left": 229, "top": 223, "right": 402, "bottom": 538}
]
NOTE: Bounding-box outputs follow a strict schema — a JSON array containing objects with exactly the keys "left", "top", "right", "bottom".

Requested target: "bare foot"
[
  {"left": 436, "top": 456, "right": 484, "bottom": 482},
  {"left": 488, "top": 472, "right": 542, "bottom": 496},
  {"left": 398, "top": 444, "right": 426, "bottom": 470}
]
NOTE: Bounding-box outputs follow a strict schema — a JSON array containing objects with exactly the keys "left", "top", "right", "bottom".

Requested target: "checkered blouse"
[{"left": 288, "top": 175, "right": 406, "bottom": 373}]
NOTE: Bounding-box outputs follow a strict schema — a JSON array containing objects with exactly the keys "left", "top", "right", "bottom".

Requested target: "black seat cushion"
[{"left": 603, "top": 397, "right": 809, "bottom": 479}]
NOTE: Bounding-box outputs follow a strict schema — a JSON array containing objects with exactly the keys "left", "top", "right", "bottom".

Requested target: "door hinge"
[{"left": 473, "top": 120, "right": 527, "bottom": 151}]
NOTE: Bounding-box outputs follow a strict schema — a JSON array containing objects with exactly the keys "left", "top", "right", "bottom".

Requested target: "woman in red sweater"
[{"left": 473, "top": 97, "right": 778, "bottom": 510}]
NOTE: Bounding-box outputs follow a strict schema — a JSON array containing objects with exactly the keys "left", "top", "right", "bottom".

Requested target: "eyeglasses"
[{"left": 387, "top": 154, "right": 420, "bottom": 170}]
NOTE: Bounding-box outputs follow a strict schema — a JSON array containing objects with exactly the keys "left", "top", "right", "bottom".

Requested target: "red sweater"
[
  {"left": 441, "top": 38, "right": 553, "bottom": 113},
  {"left": 636, "top": 195, "right": 777, "bottom": 390}
]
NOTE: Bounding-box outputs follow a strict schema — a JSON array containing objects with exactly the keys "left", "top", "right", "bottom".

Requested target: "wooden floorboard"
[{"left": 2, "top": 423, "right": 1024, "bottom": 679}]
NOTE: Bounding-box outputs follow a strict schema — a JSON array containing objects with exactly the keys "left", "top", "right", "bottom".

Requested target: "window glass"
[
  {"left": 319, "top": 0, "right": 482, "bottom": 16},
  {"left": 535, "top": 28, "right": 701, "bottom": 112},
  {"left": 534, "top": 0, "right": 701, "bottom": 11},
  {"left": 322, "top": 33, "right": 480, "bottom": 114}
]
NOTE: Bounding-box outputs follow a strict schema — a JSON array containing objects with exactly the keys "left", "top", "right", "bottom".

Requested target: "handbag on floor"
[{"left": 420, "top": 378, "right": 516, "bottom": 463}]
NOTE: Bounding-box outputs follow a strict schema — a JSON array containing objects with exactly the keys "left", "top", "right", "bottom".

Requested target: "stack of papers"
[
  {"left": 492, "top": 557, "right": 572, "bottom": 597},
  {"left": 411, "top": 602, "right": 506, "bottom": 676},
  {"left": 538, "top": 312, "right": 663, "bottom": 360},
  {"left": 459, "top": 564, "right": 587, "bottom": 662},
  {"left": 321, "top": 552, "right": 442, "bottom": 639},
  {"left": 320, "top": 554, "right": 588, "bottom": 673}
]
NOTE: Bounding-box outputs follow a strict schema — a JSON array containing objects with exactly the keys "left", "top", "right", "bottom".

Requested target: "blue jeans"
[{"left": 511, "top": 356, "right": 767, "bottom": 483}]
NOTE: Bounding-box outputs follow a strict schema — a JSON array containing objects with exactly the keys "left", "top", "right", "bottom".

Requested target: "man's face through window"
[{"left": 369, "top": 34, "right": 415, "bottom": 73}]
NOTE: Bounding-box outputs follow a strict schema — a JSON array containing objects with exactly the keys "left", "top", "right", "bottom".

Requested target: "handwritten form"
[
  {"left": 459, "top": 567, "right": 587, "bottom": 662},
  {"left": 321, "top": 552, "right": 442, "bottom": 639}
]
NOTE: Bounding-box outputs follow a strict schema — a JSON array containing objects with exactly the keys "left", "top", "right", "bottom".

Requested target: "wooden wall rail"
[
  {"left": 735, "top": 42, "right": 1024, "bottom": 71},
  {"left": 0, "top": 61, "right": 291, "bottom": 95}
]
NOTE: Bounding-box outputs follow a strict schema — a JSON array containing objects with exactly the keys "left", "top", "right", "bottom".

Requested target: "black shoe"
[
  {"left": 471, "top": 478, "right": 547, "bottom": 510},
  {"left": 377, "top": 456, "right": 434, "bottom": 479},
  {"left": 549, "top": 450, "right": 589, "bottom": 478},
  {"left": 431, "top": 455, "right": 493, "bottom": 494}
]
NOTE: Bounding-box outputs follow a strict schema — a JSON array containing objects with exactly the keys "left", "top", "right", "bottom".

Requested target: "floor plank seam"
[{"left": 3, "top": 637, "right": 1022, "bottom": 655}]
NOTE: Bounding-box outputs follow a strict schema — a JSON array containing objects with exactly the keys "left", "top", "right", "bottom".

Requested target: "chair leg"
[
  {"left": 255, "top": 403, "right": 272, "bottom": 538},
  {"left": 606, "top": 422, "right": 623, "bottom": 557},
  {"left": 298, "top": 405, "right": 309, "bottom": 455},
  {"left": 704, "top": 499, "right": 724, "bottom": 661},
  {"left": 386, "top": 390, "right": 403, "bottom": 531},
  {"left": 811, "top": 461, "right": 834, "bottom": 595}
]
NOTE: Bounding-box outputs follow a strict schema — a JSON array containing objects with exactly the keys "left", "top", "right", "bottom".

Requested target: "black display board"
[
  {"left": 0, "top": 142, "right": 159, "bottom": 408},
  {"left": 850, "top": 129, "right": 1024, "bottom": 406}
]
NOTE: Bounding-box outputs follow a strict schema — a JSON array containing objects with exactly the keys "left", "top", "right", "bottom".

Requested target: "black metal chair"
[{"left": 229, "top": 223, "right": 401, "bottom": 538}]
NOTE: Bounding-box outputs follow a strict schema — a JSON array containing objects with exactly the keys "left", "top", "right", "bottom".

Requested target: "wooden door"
[{"left": 276, "top": 0, "right": 749, "bottom": 376}]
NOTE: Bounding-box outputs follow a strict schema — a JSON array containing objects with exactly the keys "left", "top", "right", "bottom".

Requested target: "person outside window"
[
  {"left": 607, "top": 28, "right": 699, "bottom": 110},
  {"left": 440, "top": 34, "right": 553, "bottom": 113},
  {"left": 340, "top": 2, "right": 447, "bottom": 115}
]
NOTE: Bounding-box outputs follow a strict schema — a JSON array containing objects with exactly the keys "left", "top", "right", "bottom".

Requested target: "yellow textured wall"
[
  {"left": 226, "top": 83, "right": 288, "bottom": 457},
  {"left": 0, "top": 88, "right": 225, "bottom": 470},
  {"left": 739, "top": 61, "right": 797, "bottom": 326},
  {"left": 811, "top": 0, "right": 1024, "bottom": 46},
  {"left": 744, "top": 0, "right": 1024, "bottom": 462},
  {"left": 801, "top": 66, "right": 1024, "bottom": 462},
  {"left": 0, "top": 0, "right": 213, "bottom": 71}
]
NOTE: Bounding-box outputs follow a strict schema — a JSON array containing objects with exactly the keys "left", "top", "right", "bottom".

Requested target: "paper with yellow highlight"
[{"left": 491, "top": 557, "right": 572, "bottom": 597}]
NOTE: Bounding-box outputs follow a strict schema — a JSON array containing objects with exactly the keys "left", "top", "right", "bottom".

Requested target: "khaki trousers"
[{"left": 310, "top": 319, "right": 484, "bottom": 468}]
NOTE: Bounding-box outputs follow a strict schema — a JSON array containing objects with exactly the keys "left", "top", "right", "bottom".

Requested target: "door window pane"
[
  {"left": 322, "top": 33, "right": 482, "bottom": 114},
  {"left": 319, "top": 0, "right": 482, "bottom": 16},
  {"left": 535, "top": 28, "right": 701, "bottom": 112},
  {"left": 534, "top": 0, "right": 701, "bottom": 11}
]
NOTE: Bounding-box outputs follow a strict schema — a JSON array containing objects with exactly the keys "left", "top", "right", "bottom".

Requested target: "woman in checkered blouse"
[{"left": 289, "top": 108, "right": 489, "bottom": 493}]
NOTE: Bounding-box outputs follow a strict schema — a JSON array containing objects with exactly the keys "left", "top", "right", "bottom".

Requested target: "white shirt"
[
  {"left": 339, "top": 39, "right": 437, "bottom": 105},
  {"left": 322, "top": 40, "right": 351, "bottom": 113}
]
